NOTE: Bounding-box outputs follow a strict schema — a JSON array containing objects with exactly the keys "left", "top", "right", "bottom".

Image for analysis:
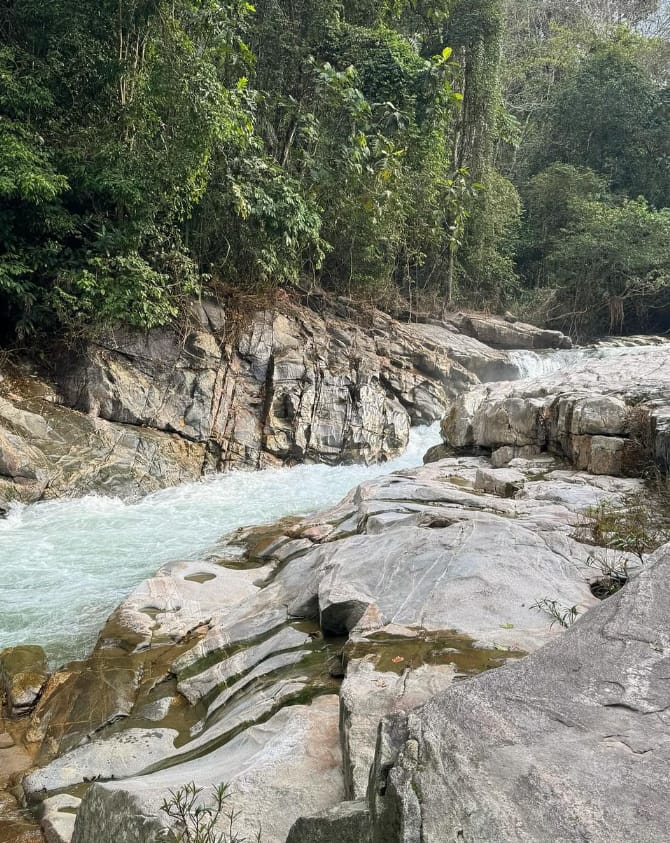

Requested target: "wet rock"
[
  {"left": 367, "top": 541, "right": 670, "bottom": 843},
  {"left": 27, "top": 648, "right": 143, "bottom": 759},
  {"left": 0, "top": 645, "right": 49, "bottom": 716},
  {"left": 422, "top": 443, "right": 452, "bottom": 464},
  {"left": 176, "top": 625, "right": 312, "bottom": 704}
]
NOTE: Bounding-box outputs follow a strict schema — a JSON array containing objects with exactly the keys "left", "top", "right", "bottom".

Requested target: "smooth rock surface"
[
  {"left": 366, "top": 542, "right": 670, "bottom": 843},
  {"left": 445, "top": 313, "right": 572, "bottom": 350},
  {"left": 71, "top": 696, "right": 343, "bottom": 843}
]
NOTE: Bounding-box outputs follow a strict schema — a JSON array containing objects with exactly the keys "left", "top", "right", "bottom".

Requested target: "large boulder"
[
  {"left": 365, "top": 541, "right": 670, "bottom": 843},
  {"left": 21, "top": 454, "right": 645, "bottom": 843},
  {"left": 442, "top": 345, "right": 670, "bottom": 476},
  {"left": 445, "top": 313, "right": 572, "bottom": 350}
]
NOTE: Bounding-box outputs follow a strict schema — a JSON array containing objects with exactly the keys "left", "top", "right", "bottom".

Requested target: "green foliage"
[
  {"left": 520, "top": 164, "right": 670, "bottom": 334},
  {"left": 530, "top": 597, "right": 579, "bottom": 628},
  {"left": 536, "top": 33, "right": 670, "bottom": 206},
  {"left": 502, "top": 6, "right": 670, "bottom": 336},
  {"left": 2, "top": 0, "right": 507, "bottom": 338},
  {"left": 578, "top": 491, "right": 670, "bottom": 598},
  {"left": 159, "top": 782, "right": 261, "bottom": 843},
  {"left": 580, "top": 493, "right": 670, "bottom": 562},
  {"left": 2, "top": 0, "right": 667, "bottom": 340}
]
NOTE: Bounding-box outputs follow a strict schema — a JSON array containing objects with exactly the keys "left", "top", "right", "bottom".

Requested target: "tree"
[{"left": 521, "top": 164, "right": 670, "bottom": 335}]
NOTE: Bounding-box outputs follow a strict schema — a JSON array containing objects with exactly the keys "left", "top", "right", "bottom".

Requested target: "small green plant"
[
  {"left": 578, "top": 493, "right": 670, "bottom": 563},
  {"left": 584, "top": 550, "right": 632, "bottom": 599},
  {"left": 159, "top": 782, "right": 261, "bottom": 843},
  {"left": 530, "top": 598, "right": 579, "bottom": 629}
]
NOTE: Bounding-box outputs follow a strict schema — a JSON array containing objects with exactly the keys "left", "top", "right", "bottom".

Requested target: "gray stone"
[
  {"left": 443, "top": 346, "right": 670, "bottom": 477},
  {"left": 177, "top": 625, "right": 311, "bottom": 704},
  {"left": 287, "top": 801, "right": 371, "bottom": 843},
  {"left": 340, "top": 658, "right": 455, "bottom": 799},
  {"left": 0, "top": 303, "right": 559, "bottom": 501},
  {"left": 368, "top": 543, "right": 670, "bottom": 843},
  {"left": 21, "top": 451, "right": 651, "bottom": 842},
  {"left": 41, "top": 795, "right": 81, "bottom": 843},
  {"left": 446, "top": 313, "right": 572, "bottom": 350},
  {"left": 490, "top": 445, "right": 541, "bottom": 467},
  {"left": 474, "top": 466, "right": 525, "bottom": 497}
]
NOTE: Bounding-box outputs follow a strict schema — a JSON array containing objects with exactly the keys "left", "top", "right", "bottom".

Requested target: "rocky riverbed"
[
  {"left": 2, "top": 308, "right": 669, "bottom": 843},
  {"left": 0, "top": 301, "right": 567, "bottom": 504}
]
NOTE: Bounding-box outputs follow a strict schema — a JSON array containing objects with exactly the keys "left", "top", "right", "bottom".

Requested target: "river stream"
[{"left": 1, "top": 340, "right": 661, "bottom": 666}]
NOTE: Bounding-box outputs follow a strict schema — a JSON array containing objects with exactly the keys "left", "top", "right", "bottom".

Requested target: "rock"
[
  {"left": 446, "top": 313, "right": 572, "bottom": 350},
  {"left": 24, "top": 729, "right": 178, "bottom": 800},
  {"left": 403, "top": 323, "right": 517, "bottom": 383},
  {"left": 287, "top": 801, "right": 371, "bottom": 843},
  {"left": 176, "top": 625, "right": 312, "bottom": 704},
  {"left": 0, "top": 386, "right": 204, "bottom": 503},
  {"left": 1, "top": 301, "right": 558, "bottom": 501},
  {"left": 490, "top": 445, "right": 541, "bottom": 467},
  {"left": 366, "top": 541, "right": 670, "bottom": 843},
  {"left": 584, "top": 434, "right": 626, "bottom": 475},
  {"left": 26, "top": 647, "right": 143, "bottom": 759},
  {"left": 442, "top": 346, "right": 670, "bottom": 477},
  {"left": 21, "top": 452, "right": 646, "bottom": 841},
  {"left": 41, "top": 795, "right": 81, "bottom": 843},
  {"left": 339, "top": 658, "right": 456, "bottom": 799},
  {"left": 70, "top": 697, "right": 344, "bottom": 843},
  {"left": 0, "top": 645, "right": 49, "bottom": 715},
  {"left": 474, "top": 466, "right": 525, "bottom": 497},
  {"left": 422, "top": 443, "right": 452, "bottom": 463}
]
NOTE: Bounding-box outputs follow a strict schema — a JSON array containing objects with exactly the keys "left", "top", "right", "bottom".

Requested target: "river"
[{"left": 1, "top": 341, "right": 659, "bottom": 666}]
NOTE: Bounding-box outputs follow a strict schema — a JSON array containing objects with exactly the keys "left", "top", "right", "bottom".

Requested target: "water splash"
[
  {"left": 0, "top": 423, "right": 441, "bottom": 666},
  {"left": 509, "top": 342, "right": 668, "bottom": 380}
]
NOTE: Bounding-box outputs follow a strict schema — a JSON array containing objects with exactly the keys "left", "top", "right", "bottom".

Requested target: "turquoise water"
[{"left": 0, "top": 424, "right": 441, "bottom": 665}]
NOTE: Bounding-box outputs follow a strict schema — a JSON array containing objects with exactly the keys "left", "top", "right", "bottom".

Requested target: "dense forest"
[{"left": 1, "top": 0, "right": 669, "bottom": 341}]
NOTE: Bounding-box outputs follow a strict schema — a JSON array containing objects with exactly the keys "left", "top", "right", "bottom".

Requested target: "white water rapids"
[
  {"left": 0, "top": 423, "right": 441, "bottom": 666},
  {"left": 508, "top": 339, "right": 668, "bottom": 379},
  {"left": 2, "top": 339, "right": 665, "bottom": 666}
]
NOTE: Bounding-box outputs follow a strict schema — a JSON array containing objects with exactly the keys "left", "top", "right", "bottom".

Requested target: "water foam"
[{"left": 0, "top": 423, "right": 441, "bottom": 665}]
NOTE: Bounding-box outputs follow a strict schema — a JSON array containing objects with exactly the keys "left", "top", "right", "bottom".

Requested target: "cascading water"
[
  {"left": 509, "top": 340, "right": 669, "bottom": 380},
  {"left": 3, "top": 340, "right": 665, "bottom": 666},
  {"left": 0, "top": 423, "right": 441, "bottom": 666}
]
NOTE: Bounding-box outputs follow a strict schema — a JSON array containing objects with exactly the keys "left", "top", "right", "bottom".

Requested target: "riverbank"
[
  {"left": 0, "top": 299, "right": 569, "bottom": 505},
  {"left": 3, "top": 309, "right": 670, "bottom": 842}
]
